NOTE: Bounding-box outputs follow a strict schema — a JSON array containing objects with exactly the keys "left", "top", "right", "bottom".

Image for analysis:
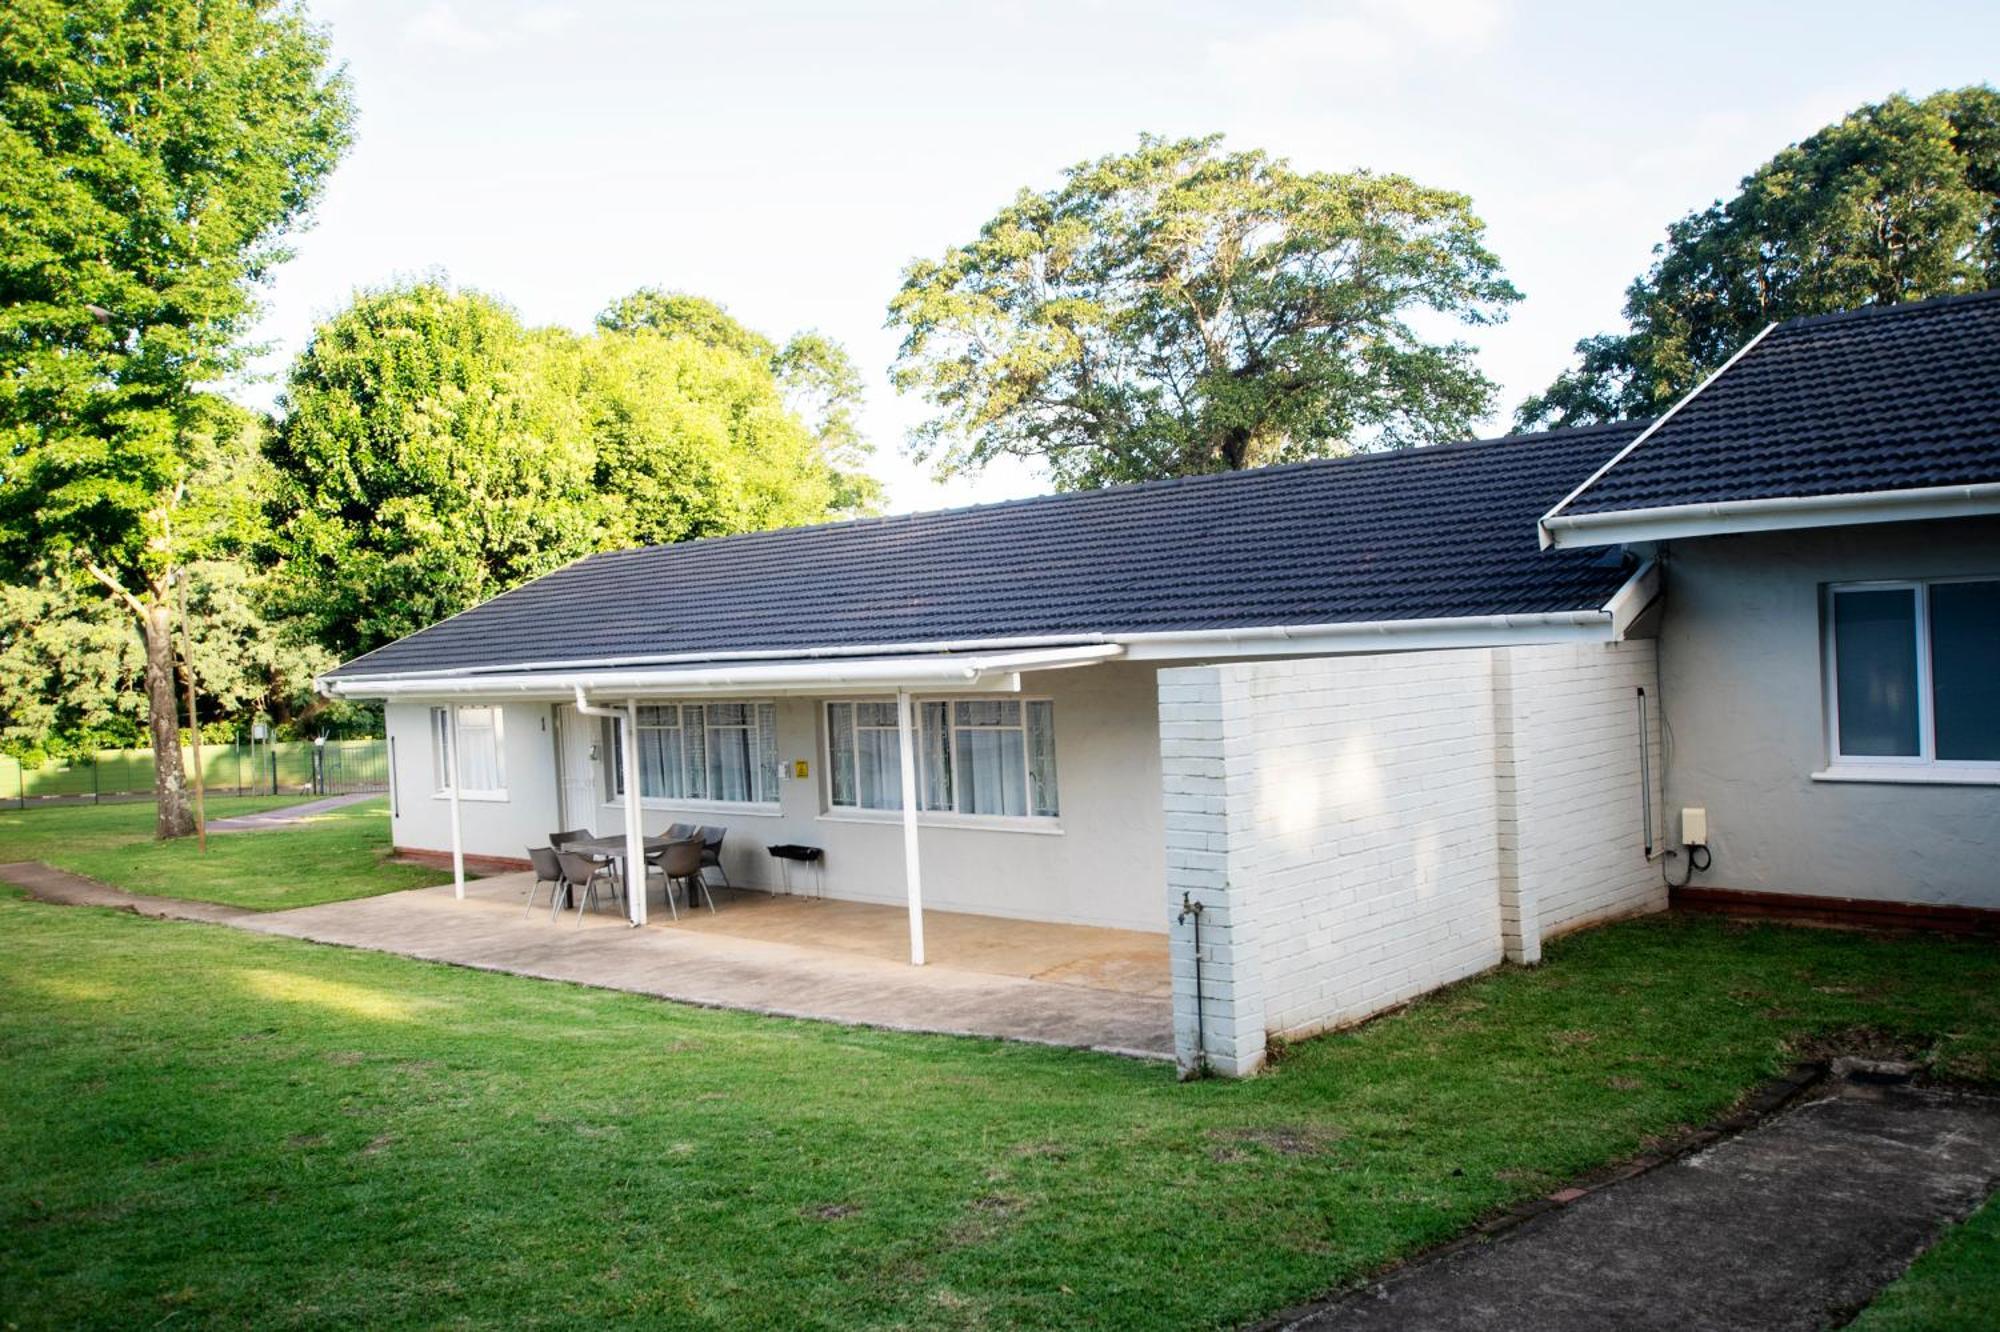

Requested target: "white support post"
[
  {"left": 622, "top": 699, "right": 647, "bottom": 926},
  {"left": 896, "top": 688, "right": 925, "bottom": 966},
  {"left": 447, "top": 708, "right": 465, "bottom": 900}
]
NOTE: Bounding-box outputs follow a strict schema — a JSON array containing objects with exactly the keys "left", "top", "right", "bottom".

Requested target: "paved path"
[
  {"left": 0, "top": 861, "right": 254, "bottom": 924},
  {"left": 240, "top": 881, "right": 1176, "bottom": 1058},
  {"left": 0, "top": 862, "right": 1175, "bottom": 1060},
  {"left": 206, "top": 792, "right": 376, "bottom": 832},
  {"left": 1275, "top": 1077, "right": 2000, "bottom": 1331}
]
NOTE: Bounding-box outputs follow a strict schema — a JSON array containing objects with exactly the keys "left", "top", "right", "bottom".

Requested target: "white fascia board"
[
  {"left": 1115, "top": 610, "right": 1614, "bottom": 661},
  {"left": 1543, "top": 482, "right": 2000, "bottom": 549},
  {"left": 1536, "top": 321, "right": 1780, "bottom": 549},
  {"left": 320, "top": 644, "right": 1119, "bottom": 701},
  {"left": 1603, "top": 559, "right": 1661, "bottom": 638}
]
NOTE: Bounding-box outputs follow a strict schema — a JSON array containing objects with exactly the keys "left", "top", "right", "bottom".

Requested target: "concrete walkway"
[
  {"left": 0, "top": 861, "right": 1175, "bottom": 1059},
  {"left": 206, "top": 792, "right": 376, "bottom": 832},
  {"left": 239, "top": 880, "right": 1175, "bottom": 1058},
  {"left": 1276, "top": 1076, "right": 2000, "bottom": 1331}
]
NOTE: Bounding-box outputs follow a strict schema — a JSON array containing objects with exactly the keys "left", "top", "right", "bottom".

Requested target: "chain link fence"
[{"left": 0, "top": 738, "right": 388, "bottom": 808}]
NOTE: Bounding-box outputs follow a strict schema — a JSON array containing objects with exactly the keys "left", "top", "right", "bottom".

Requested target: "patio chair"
[
  {"left": 651, "top": 835, "right": 713, "bottom": 915},
  {"left": 526, "top": 846, "right": 568, "bottom": 920},
  {"left": 697, "top": 825, "right": 730, "bottom": 890},
  {"left": 550, "top": 828, "right": 592, "bottom": 848},
  {"left": 665, "top": 822, "right": 696, "bottom": 840},
  {"left": 557, "top": 849, "right": 624, "bottom": 927}
]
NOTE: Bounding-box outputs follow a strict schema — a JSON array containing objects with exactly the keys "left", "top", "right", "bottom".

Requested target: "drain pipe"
[{"left": 1177, "top": 892, "right": 1208, "bottom": 1075}]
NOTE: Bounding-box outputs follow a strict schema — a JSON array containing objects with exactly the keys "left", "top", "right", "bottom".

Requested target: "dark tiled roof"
[
  {"left": 1560, "top": 289, "right": 2000, "bottom": 516},
  {"left": 326, "top": 421, "right": 1647, "bottom": 680}
]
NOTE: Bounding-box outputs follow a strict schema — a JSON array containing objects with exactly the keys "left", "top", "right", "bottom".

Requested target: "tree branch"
[{"left": 84, "top": 562, "right": 148, "bottom": 621}]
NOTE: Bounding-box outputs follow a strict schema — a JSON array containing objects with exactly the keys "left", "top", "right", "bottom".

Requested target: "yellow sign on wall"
[{"left": 792, "top": 759, "right": 810, "bottom": 779}]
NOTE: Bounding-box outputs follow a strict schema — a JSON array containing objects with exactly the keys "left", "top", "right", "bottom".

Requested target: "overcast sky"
[{"left": 249, "top": 0, "right": 2000, "bottom": 513}]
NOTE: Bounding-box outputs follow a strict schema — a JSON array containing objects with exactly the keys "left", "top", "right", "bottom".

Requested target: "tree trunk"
[{"left": 144, "top": 598, "right": 196, "bottom": 840}]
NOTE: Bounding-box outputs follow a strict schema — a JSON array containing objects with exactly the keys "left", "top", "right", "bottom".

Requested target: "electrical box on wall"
[{"left": 1681, "top": 807, "right": 1709, "bottom": 847}]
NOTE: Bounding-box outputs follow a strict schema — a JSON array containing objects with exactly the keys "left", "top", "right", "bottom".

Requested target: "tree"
[
  {"left": 269, "top": 282, "right": 867, "bottom": 660},
  {"left": 597, "top": 290, "right": 883, "bottom": 513},
  {"left": 887, "top": 134, "right": 1520, "bottom": 490},
  {"left": 1519, "top": 87, "right": 2000, "bottom": 430},
  {"left": 267, "top": 283, "right": 598, "bottom": 660},
  {"left": 0, "top": 0, "right": 352, "bottom": 836}
]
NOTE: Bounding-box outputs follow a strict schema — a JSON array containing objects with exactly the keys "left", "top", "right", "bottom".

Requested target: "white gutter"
[
  {"left": 326, "top": 632, "right": 1115, "bottom": 684},
  {"left": 1114, "top": 610, "right": 1616, "bottom": 661},
  {"left": 1602, "top": 559, "right": 1660, "bottom": 638},
  {"left": 1536, "top": 321, "right": 1780, "bottom": 550},
  {"left": 323, "top": 644, "right": 1125, "bottom": 700},
  {"left": 1543, "top": 482, "right": 2000, "bottom": 549}
]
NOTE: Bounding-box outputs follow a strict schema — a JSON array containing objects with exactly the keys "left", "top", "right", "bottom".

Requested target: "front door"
[{"left": 554, "top": 704, "right": 602, "bottom": 833}]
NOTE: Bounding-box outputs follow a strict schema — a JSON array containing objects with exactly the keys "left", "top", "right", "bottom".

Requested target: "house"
[{"left": 320, "top": 289, "right": 2000, "bottom": 1077}]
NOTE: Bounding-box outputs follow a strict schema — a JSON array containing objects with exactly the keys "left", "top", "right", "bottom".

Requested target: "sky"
[{"left": 247, "top": 0, "right": 2000, "bottom": 514}]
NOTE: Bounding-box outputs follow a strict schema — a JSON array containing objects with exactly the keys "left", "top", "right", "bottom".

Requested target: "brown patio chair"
[
  {"left": 697, "top": 825, "right": 730, "bottom": 890},
  {"left": 651, "top": 835, "right": 713, "bottom": 915},
  {"left": 665, "top": 822, "right": 696, "bottom": 840},
  {"left": 557, "top": 849, "right": 624, "bottom": 927},
  {"left": 526, "top": 846, "right": 567, "bottom": 920}
]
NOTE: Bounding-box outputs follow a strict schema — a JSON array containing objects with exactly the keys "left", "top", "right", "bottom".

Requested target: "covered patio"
[{"left": 240, "top": 871, "right": 1175, "bottom": 1058}]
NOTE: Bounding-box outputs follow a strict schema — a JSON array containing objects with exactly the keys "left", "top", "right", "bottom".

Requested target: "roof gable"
[{"left": 1546, "top": 290, "right": 2000, "bottom": 533}]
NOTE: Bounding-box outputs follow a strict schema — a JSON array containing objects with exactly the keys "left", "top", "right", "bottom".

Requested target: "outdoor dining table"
[{"left": 562, "top": 834, "right": 681, "bottom": 913}]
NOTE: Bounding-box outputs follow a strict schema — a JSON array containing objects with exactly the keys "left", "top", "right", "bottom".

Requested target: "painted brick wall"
[
  {"left": 1507, "top": 641, "right": 1667, "bottom": 947},
  {"left": 1160, "top": 640, "right": 1664, "bottom": 1077}
]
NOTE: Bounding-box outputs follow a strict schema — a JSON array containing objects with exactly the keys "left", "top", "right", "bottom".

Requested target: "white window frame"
[
  {"left": 1818, "top": 576, "right": 2000, "bottom": 786},
  {"left": 605, "top": 700, "right": 781, "bottom": 811},
  {"left": 821, "top": 695, "right": 1063, "bottom": 830},
  {"left": 431, "top": 704, "right": 508, "bottom": 801}
]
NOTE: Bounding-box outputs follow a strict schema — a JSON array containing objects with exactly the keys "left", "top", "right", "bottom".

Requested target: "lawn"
[
  {"left": 3, "top": 867, "right": 1998, "bottom": 1330},
  {"left": 1850, "top": 1193, "right": 2000, "bottom": 1330},
  {"left": 0, "top": 796, "right": 448, "bottom": 910}
]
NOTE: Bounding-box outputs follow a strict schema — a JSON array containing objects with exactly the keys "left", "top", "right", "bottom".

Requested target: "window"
[
  {"left": 825, "top": 697, "right": 1059, "bottom": 820},
  {"left": 607, "top": 702, "right": 779, "bottom": 805},
  {"left": 431, "top": 705, "right": 505, "bottom": 796},
  {"left": 1827, "top": 579, "right": 2000, "bottom": 770}
]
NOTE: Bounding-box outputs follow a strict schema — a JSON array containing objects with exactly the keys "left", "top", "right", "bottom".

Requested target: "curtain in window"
[
  {"left": 757, "top": 704, "right": 780, "bottom": 799},
  {"left": 827, "top": 703, "right": 856, "bottom": 806},
  {"left": 855, "top": 701, "right": 902, "bottom": 810},
  {"left": 954, "top": 700, "right": 1026, "bottom": 817},
  {"left": 454, "top": 706, "right": 504, "bottom": 792},
  {"left": 920, "top": 701, "right": 952, "bottom": 810},
  {"left": 704, "top": 703, "right": 755, "bottom": 804},
  {"left": 1026, "top": 700, "right": 1059, "bottom": 817},
  {"left": 430, "top": 708, "right": 452, "bottom": 792}
]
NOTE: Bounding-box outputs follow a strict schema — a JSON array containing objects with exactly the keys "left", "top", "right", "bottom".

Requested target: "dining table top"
[{"left": 562, "top": 833, "right": 695, "bottom": 858}]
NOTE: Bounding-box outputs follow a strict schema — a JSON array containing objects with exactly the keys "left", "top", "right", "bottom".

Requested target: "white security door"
[{"left": 554, "top": 704, "right": 602, "bottom": 832}]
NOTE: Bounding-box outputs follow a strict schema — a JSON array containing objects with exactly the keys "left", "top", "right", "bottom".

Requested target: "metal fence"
[{"left": 0, "top": 738, "right": 389, "bottom": 808}]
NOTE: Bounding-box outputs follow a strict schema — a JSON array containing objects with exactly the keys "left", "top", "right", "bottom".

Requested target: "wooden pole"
[{"left": 176, "top": 577, "right": 207, "bottom": 853}]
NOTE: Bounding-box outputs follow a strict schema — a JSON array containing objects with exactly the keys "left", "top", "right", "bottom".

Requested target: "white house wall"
[
  {"left": 1160, "top": 641, "right": 1664, "bottom": 1076},
  {"left": 1657, "top": 517, "right": 2000, "bottom": 909},
  {"left": 385, "top": 662, "right": 1170, "bottom": 933}
]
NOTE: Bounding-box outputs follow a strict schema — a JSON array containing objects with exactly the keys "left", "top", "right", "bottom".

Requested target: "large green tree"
[
  {"left": 888, "top": 134, "right": 1520, "bottom": 489},
  {"left": 269, "top": 282, "right": 871, "bottom": 660},
  {"left": 268, "top": 283, "right": 597, "bottom": 660},
  {"left": 1519, "top": 87, "right": 2000, "bottom": 430},
  {"left": 0, "top": 0, "right": 351, "bottom": 836}
]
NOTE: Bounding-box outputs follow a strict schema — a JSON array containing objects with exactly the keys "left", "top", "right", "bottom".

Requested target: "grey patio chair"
[
  {"left": 557, "top": 849, "right": 624, "bottom": 926},
  {"left": 651, "top": 835, "right": 713, "bottom": 915},
  {"left": 526, "top": 846, "right": 567, "bottom": 920},
  {"left": 550, "top": 828, "right": 591, "bottom": 848},
  {"left": 697, "top": 825, "right": 730, "bottom": 890},
  {"left": 665, "top": 822, "right": 696, "bottom": 840}
]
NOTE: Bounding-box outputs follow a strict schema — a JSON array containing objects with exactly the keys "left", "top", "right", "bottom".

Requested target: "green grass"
[
  {"left": 0, "top": 796, "right": 447, "bottom": 910},
  {"left": 1851, "top": 1193, "right": 2000, "bottom": 1330},
  {"left": 3, "top": 875, "right": 1999, "bottom": 1331}
]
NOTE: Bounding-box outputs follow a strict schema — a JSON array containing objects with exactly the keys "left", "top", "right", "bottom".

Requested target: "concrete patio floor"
[{"left": 239, "top": 873, "right": 1176, "bottom": 1059}]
